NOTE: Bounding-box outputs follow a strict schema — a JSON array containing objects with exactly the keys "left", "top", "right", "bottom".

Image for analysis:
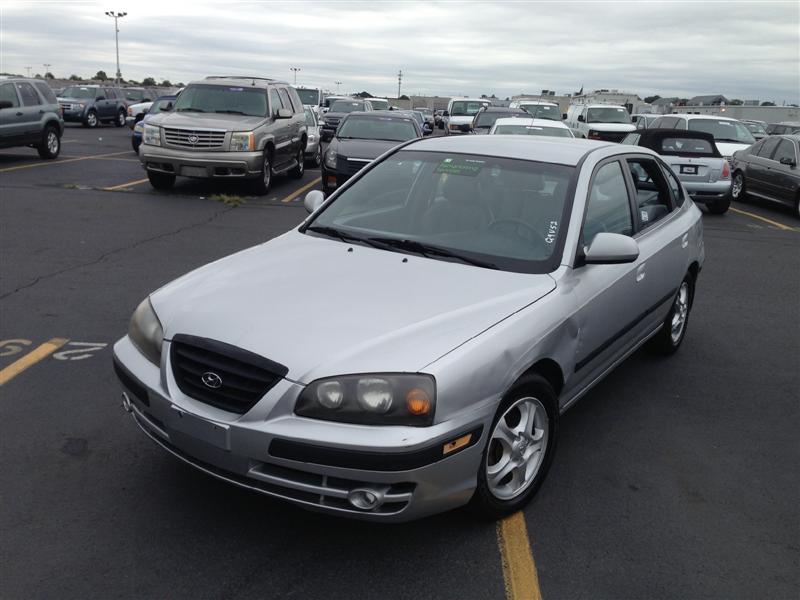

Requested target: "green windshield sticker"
[{"left": 435, "top": 157, "right": 484, "bottom": 177}]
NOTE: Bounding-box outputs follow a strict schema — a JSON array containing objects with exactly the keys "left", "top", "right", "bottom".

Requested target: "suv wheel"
[
  {"left": 115, "top": 109, "right": 126, "bottom": 127},
  {"left": 147, "top": 170, "right": 175, "bottom": 190},
  {"left": 289, "top": 146, "right": 305, "bottom": 179},
  {"left": 469, "top": 374, "right": 558, "bottom": 520},
  {"left": 84, "top": 110, "right": 98, "bottom": 128},
  {"left": 37, "top": 125, "right": 61, "bottom": 159},
  {"left": 251, "top": 151, "right": 272, "bottom": 195}
]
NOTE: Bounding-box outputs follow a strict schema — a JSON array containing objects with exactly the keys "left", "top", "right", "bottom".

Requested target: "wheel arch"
[{"left": 519, "top": 358, "right": 565, "bottom": 397}]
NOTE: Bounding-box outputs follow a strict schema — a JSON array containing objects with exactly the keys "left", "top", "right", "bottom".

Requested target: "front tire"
[
  {"left": 469, "top": 375, "right": 558, "bottom": 520},
  {"left": 731, "top": 171, "right": 746, "bottom": 202},
  {"left": 115, "top": 109, "right": 126, "bottom": 127},
  {"left": 289, "top": 146, "right": 305, "bottom": 179},
  {"left": 84, "top": 110, "right": 98, "bottom": 128},
  {"left": 251, "top": 150, "right": 272, "bottom": 195},
  {"left": 147, "top": 170, "right": 175, "bottom": 190},
  {"left": 648, "top": 274, "right": 694, "bottom": 355},
  {"left": 36, "top": 125, "right": 61, "bottom": 159}
]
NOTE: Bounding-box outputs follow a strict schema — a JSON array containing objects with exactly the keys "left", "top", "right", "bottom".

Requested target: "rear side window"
[
  {"left": 772, "top": 140, "right": 797, "bottom": 164},
  {"left": 33, "top": 82, "right": 57, "bottom": 104},
  {"left": 17, "top": 82, "right": 41, "bottom": 106},
  {"left": 278, "top": 88, "right": 293, "bottom": 113},
  {"left": 0, "top": 83, "right": 20, "bottom": 107},
  {"left": 625, "top": 157, "right": 673, "bottom": 229},
  {"left": 270, "top": 88, "right": 283, "bottom": 117},
  {"left": 757, "top": 137, "right": 780, "bottom": 158},
  {"left": 660, "top": 164, "right": 685, "bottom": 207},
  {"left": 287, "top": 88, "right": 303, "bottom": 113},
  {"left": 583, "top": 161, "right": 633, "bottom": 244}
]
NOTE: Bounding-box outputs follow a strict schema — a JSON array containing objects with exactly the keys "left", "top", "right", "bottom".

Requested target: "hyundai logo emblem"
[
  {"left": 188, "top": 134, "right": 199, "bottom": 144},
  {"left": 201, "top": 371, "right": 222, "bottom": 389}
]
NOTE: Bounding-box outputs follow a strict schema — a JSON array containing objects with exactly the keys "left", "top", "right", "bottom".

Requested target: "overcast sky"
[{"left": 2, "top": 1, "right": 798, "bottom": 102}]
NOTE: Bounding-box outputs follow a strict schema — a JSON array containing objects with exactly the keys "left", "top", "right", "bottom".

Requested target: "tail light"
[{"left": 721, "top": 161, "right": 730, "bottom": 179}]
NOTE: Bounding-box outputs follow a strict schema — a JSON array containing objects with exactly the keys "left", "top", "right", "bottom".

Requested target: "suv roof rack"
[{"left": 204, "top": 75, "right": 287, "bottom": 84}]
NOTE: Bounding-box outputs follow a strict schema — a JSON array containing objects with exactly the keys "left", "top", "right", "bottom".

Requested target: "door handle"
[
  {"left": 636, "top": 264, "right": 646, "bottom": 283},
  {"left": 681, "top": 233, "right": 689, "bottom": 249},
  {"left": 16, "top": 111, "right": 23, "bottom": 116}
]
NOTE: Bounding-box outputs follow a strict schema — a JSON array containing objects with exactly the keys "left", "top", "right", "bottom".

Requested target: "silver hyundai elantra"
[{"left": 114, "top": 135, "right": 704, "bottom": 521}]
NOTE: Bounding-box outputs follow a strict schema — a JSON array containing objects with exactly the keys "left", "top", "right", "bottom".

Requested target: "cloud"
[{"left": 1, "top": 0, "right": 797, "bottom": 102}]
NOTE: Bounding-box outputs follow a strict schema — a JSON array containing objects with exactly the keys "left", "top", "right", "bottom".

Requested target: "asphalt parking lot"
[{"left": 1, "top": 124, "right": 798, "bottom": 600}]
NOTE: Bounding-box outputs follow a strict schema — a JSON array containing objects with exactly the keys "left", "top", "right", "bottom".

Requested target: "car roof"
[
  {"left": 404, "top": 134, "right": 612, "bottom": 165},
  {"left": 493, "top": 117, "right": 570, "bottom": 128},
  {"left": 581, "top": 104, "right": 627, "bottom": 109},
  {"left": 480, "top": 107, "right": 528, "bottom": 113},
  {"left": 196, "top": 76, "right": 288, "bottom": 88},
  {"left": 450, "top": 98, "right": 487, "bottom": 102},
  {"left": 662, "top": 113, "right": 740, "bottom": 122},
  {"left": 351, "top": 111, "right": 415, "bottom": 120},
  {"left": 515, "top": 100, "right": 559, "bottom": 105}
]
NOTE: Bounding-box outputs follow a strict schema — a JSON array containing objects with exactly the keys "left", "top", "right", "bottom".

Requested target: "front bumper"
[
  {"left": 61, "top": 108, "right": 88, "bottom": 123},
  {"left": 113, "top": 335, "right": 492, "bottom": 522},
  {"left": 305, "top": 136, "right": 320, "bottom": 158},
  {"left": 139, "top": 144, "right": 263, "bottom": 179},
  {"left": 684, "top": 180, "right": 732, "bottom": 203}
]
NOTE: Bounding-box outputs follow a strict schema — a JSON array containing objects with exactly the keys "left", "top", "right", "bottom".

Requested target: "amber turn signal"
[
  {"left": 405, "top": 388, "right": 431, "bottom": 415},
  {"left": 443, "top": 433, "right": 473, "bottom": 455}
]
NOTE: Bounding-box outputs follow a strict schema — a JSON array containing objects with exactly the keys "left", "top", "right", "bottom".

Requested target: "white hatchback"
[{"left": 490, "top": 118, "right": 574, "bottom": 138}]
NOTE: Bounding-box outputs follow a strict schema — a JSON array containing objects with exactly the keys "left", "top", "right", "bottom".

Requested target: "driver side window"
[{"left": 583, "top": 161, "right": 633, "bottom": 246}]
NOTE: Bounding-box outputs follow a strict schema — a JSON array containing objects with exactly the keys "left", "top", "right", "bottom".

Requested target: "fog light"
[{"left": 347, "top": 488, "right": 384, "bottom": 510}]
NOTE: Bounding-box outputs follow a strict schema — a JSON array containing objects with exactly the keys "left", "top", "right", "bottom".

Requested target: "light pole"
[
  {"left": 25, "top": 66, "right": 32, "bottom": 78},
  {"left": 43, "top": 63, "right": 51, "bottom": 77},
  {"left": 334, "top": 81, "right": 342, "bottom": 94},
  {"left": 290, "top": 67, "right": 301, "bottom": 85},
  {"left": 105, "top": 11, "right": 127, "bottom": 86},
  {"left": 397, "top": 70, "right": 402, "bottom": 100}
]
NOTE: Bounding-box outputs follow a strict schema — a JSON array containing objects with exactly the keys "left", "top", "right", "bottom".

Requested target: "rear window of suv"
[{"left": 174, "top": 85, "right": 268, "bottom": 117}]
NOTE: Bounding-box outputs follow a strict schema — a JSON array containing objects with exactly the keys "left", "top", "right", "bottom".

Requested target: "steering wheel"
[{"left": 488, "top": 219, "right": 548, "bottom": 248}]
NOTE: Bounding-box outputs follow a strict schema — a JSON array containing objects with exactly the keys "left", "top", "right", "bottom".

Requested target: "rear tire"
[
  {"left": 648, "top": 274, "right": 694, "bottom": 355},
  {"left": 147, "top": 170, "right": 175, "bottom": 190},
  {"left": 794, "top": 193, "right": 800, "bottom": 220},
  {"left": 731, "top": 171, "right": 746, "bottom": 202},
  {"left": 706, "top": 194, "right": 731, "bottom": 215},
  {"left": 251, "top": 150, "right": 272, "bottom": 195},
  {"left": 469, "top": 374, "right": 558, "bottom": 520},
  {"left": 36, "top": 125, "right": 61, "bottom": 159},
  {"left": 289, "top": 146, "right": 305, "bottom": 179}
]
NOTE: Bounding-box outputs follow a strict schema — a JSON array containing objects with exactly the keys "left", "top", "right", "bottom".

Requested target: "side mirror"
[
  {"left": 584, "top": 233, "right": 639, "bottom": 265},
  {"left": 276, "top": 108, "right": 292, "bottom": 119},
  {"left": 0, "top": 100, "right": 13, "bottom": 109},
  {"left": 304, "top": 190, "right": 325, "bottom": 214},
  {"left": 562, "top": 113, "right": 568, "bottom": 120},
  {"left": 577, "top": 115, "right": 585, "bottom": 122},
  {"left": 442, "top": 110, "right": 449, "bottom": 117},
  {"left": 779, "top": 156, "right": 797, "bottom": 167}
]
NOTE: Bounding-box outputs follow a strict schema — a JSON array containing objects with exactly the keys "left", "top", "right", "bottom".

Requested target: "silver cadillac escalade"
[{"left": 138, "top": 76, "right": 308, "bottom": 194}]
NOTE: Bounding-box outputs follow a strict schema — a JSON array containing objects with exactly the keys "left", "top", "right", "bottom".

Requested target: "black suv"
[
  {"left": 58, "top": 84, "right": 128, "bottom": 128},
  {"left": 471, "top": 106, "right": 529, "bottom": 134},
  {"left": 0, "top": 78, "right": 64, "bottom": 159}
]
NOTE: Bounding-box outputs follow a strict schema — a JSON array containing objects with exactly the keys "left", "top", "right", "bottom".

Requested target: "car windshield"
[
  {"left": 586, "top": 107, "right": 632, "bottom": 124},
  {"left": 687, "top": 119, "right": 755, "bottom": 144},
  {"left": 296, "top": 88, "right": 320, "bottom": 105},
  {"left": 150, "top": 98, "right": 174, "bottom": 115},
  {"left": 61, "top": 86, "right": 97, "bottom": 99},
  {"left": 337, "top": 117, "right": 418, "bottom": 141},
  {"left": 370, "top": 99, "right": 390, "bottom": 110},
  {"left": 474, "top": 112, "right": 506, "bottom": 128},
  {"left": 304, "top": 107, "right": 317, "bottom": 126},
  {"left": 173, "top": 84, "right": 267, "bottom": 117},
  {"left": 520, "top": 104, "right": 560, "bottom": 121},
  {"left": 306, "top": 150, "right": 574, "bottom": 273},
  {"left": 494, "top": 124, "right": 573, "bottom": 137},
  {"left": 330, "top": 101, "right": 364, "bottom": 113},
  {"left": 450, "top": 101, "right": 484, "bottom": 116},
  {"left": 744, "top": 122, "right": 766, "bottom": 135},
  {"left": 417, "top": 108, "right": 433, "bottom": 116},
  {"left": 125, "top": 89, "right": 144, "bottom": 102}
]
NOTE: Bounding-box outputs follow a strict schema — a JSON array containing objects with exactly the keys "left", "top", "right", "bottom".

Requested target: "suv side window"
[
  {"left": 105, "top": 88, "right": 117, "bottom": 99},
  {"left": 772, "top": 139, "right": 797, "bottom": 164},
  {"left": 675, "top": 118, "right": 687, "bottom": 130},
  {"left": 17, "top": 82, "right": 41, "bottom": 106},
  {"left": 625, "top": 157, "right": 673, "bottom": 229},
  {"left": 0, "top": 83, "right": 20, "bottom": 107},
  {"left": 277, "top": 88, "right": 293, "bottom": 113},
  {"left": 269, "top": 88, "right": 283, "bottom": 117},
  {"left": 658, "top": 117, "right": 678, "bottom": 128},
  {"left": 33, "top": 82, "right": 57, "bottom": 104},
  {"left": 757, "top": 137, "right": 780, "bottom": 158},
  {"left": 583, "top": 161, "right": 633, "bottom": 244}
]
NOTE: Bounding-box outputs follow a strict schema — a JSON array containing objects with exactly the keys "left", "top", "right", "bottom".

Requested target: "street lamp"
[
  {"left": 290, "top": 67, "right": 301, "bottom": 85},
  {"left": 335, "top": 80, "right": 342, "bottom": 94},
  {"left": 105, "top": 11, "right": 127, "bottom": 86},
  {"left": 43, "top": 63, "right": 52, "bottom": 78}
]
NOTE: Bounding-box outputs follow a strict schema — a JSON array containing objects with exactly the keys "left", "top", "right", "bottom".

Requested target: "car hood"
[
  {"left": 715, "top": 141, "right": 752, "bottom": 157},
  {"left": 58, "top": 96, "right": 91, "bottom": 103},
  {"left": 323, "top": 111, "right": 351, "bottom": 121},
  {"left": 150, "top": 230, "right": 555, "bottom": 383},
  {"left": 448, "top": 115, "right": 475, "bottom": 125},
  {"left": 334, "top": 138, "right": 406, "bottom": 158},
  {"left": 585, "top": 123, "right": 636, "bottom": 132},
  {"left": 129, "top": 101, "right": 153, "bottom": 113},
  {"left": 147, "top": 111, "right": 267, "bottom": 131}
]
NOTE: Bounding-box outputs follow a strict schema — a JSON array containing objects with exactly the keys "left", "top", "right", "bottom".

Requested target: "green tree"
[
  {"left": 176, "top": 82, "right": 184, "bottom": 87},
  {"left": 95, "top": 70, "right": 108, "bottom": 81},
  {"left": 44, "top": 72, "right": 54, "bottom": 79},
  {"left": 34, "top": 73, "right": 42, "bottom": 79},
  {"left": 68, "top": 74, "right": 81, "bottom": 81},
  {"left": 141, "top": 77, "right": 156, "bottom": 86},
  {"left": 729, "top": 99, "right": 743, "bottom": 105},
  {"left": 760, "top": 101, "right": 775, "bottom": 106},
  {"left": 160, "top": 79, "right": 172, "bottom": 87}
]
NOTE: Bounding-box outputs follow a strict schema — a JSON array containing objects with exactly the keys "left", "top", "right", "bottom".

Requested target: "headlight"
[
  {"left": 127, "top": 107, "right": 133, "bottom": 116},
  {"left": 143, "top": 124, "right": 161, "bottom": 146},
  {"left": 295, "top": 374, "right": 436, "bottom": 426},
  {"left": 324, "top": 148, "right": 337, "bottom": 169},
  {"left": 230, "top": 131, "right": 255, "bottom": 152},
  {"left": 133, "top": 122, "right": 144, "bottom": 133},
  {"left": 128, "top": 297, "right": 163, "bottom": 365},
  {"left": 308, "top": 134, "right": 316, "bottom": 142}
]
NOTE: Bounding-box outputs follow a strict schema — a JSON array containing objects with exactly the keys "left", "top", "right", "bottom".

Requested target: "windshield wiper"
[
  {"left": 715, "top": 138, "right": 745, "bottom": 143},
  {"left": 305, "top": 225, "right": 384, "bottom": 249},
  {"left": 215, "top": 110, "right": 247, "bottom": 115},
  {"left": 176, "top": 108, "right": 205, "bottom": 113},
  {"left": 367, "top": 237, "right": 499, "bottom": 269}
]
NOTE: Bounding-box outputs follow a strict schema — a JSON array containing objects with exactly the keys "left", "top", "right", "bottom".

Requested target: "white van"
[
  {"left": 508, "top": 99, "right": 561, "bottom": 122},
  {"left": 368, "top": 98, "right": 391, "bottom": 111},
  {"left": 444, "top": 98, "right": 488, "bottom": 135},
  {"left": 565, "top": 104, "right": 635, "bottom": 142}
]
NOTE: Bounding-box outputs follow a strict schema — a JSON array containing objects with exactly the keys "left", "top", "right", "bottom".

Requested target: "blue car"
[{"left": 132, "top": 95, "right": 177, "bottom": 153}]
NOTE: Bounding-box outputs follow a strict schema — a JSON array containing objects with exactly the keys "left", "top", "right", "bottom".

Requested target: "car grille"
[
  {"left": 170, "top": 334, "right": 288, "bottom": 414},
  {"left": 164, "top": 127, "right": 226, "bottom": 149},
  {"left": 323, "top": 117, "right": 341, "bottom": 128},
  {"left": 59, "top": 102, "right": 78, "bottom": 111},
  {"left": 594, "top": 131, "right": 627, "bottom": 143}
]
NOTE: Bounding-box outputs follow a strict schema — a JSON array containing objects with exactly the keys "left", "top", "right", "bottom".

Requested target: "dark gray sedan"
[{"left": 731, "top": 135, "right": 800, "bottom": 218}]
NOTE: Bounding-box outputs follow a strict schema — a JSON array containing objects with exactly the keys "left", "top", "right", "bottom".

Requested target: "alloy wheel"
[
  {"left": 87, "top": 112, "right": 97, "bottom": 127},
  {"left": 670, "top": 282, "right": 690, "bottom": 344},
  {"left": 47, "top": 131, "right": 59, "bottom": 155},
  {"left": 486, "top": 396, "right": 549, "bottom": 500},
  {"left": 263, "top": 156, "right": 271, "bottom": 188},
  {"left": 297, "top": 148, "right": 304, "bottom": 176},
  {"left": 732, "top": 173, "right": 743, "bottom": 199}
]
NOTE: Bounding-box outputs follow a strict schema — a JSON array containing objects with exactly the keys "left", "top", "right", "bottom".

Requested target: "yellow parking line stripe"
[
  {"left": 103, "top": 177, "right": 150, "bottom": 191},
  {"left": 497, "top": 512, "right": 543, "bottom": 600},
  {"left": 0, "top": 338, "right": 69, "bottom": 386},
  {"left": 0, "top": 151, "right": 132, "bottom": 174},
  {"left": 281, "top": 177, "right": 322, "bottom": 203},
  {"left": 730, "top": 207, "right": 798, "bottom": 232}
]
